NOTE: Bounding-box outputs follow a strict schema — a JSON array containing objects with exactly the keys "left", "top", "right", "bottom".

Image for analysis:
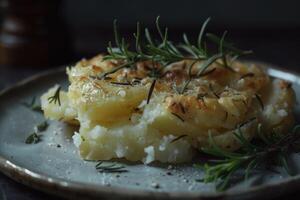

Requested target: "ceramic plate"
[{"left": 1, "top": 63, "right": 300, "bottom": 200}]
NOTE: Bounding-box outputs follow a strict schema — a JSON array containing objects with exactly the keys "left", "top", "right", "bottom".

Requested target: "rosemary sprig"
[
  {"left": 95, "top": 161, "right": 128, "bottom": 173},
  {"left": 198, "top": 124, "right": 300, "bottom": 191},
  {"left": 48, "top": 86, "right": 61, "bottom": 106},
  {"left": 101, "top": 17, "right": 251, "bottom": 100},
  {"left": 206, "top": 33, "right": 253, "bottom": 56},
  {"left": 21, "top": 97, "right": 42, "bottom": 113},
  {"left": 98, "top": 62, "right": 134, "bottom": 79}
]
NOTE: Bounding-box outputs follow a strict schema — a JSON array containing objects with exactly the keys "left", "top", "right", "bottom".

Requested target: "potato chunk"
[{"left": 41, "top": 55, "right": 296, "bottom": 163}]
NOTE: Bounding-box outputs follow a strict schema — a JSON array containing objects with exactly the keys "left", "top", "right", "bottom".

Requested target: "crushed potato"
[{"left": 41, "top": 55, "right": 295, "bottom": 164}]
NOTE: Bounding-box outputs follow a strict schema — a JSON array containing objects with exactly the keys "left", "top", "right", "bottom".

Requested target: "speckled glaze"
[{"left": 0, "top": 63, "right": 300, "bottom": 200}]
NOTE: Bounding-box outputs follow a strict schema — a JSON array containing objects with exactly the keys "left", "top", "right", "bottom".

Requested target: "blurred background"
[
  {"left": 63, "top": 0, "right": 300, "bottom": 67},
  {"left": 1, "top": 0, "right": 300, "bottom": 86},
  {"left": 1, "top": 0, "right": 300, "bottom": 199}
]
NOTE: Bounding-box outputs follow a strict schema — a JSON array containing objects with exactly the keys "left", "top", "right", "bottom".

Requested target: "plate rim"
[{"left": 0, "top": 61, "right": 300, "bottom": 199}]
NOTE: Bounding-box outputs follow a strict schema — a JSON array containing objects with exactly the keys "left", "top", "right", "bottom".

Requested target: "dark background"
[
  {"left": 1, "top": 0, "right": 300, "bottom": 87},
  {"left": 61, "top": 0, "right": 300, "bottom": 68},
  {"left": 0, "top": 0, "right": 300, "bottom": 199}
]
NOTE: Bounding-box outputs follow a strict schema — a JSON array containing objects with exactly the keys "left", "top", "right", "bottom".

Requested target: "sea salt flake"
[
  {"left": 143, "top": 146, "right": 155, "bottom": 164},
  {"left": 117, "top": 90, "right": 126, "bottom": 97},
  {"left": 72, "top": 132, "right": 82, "bottom": 147}
]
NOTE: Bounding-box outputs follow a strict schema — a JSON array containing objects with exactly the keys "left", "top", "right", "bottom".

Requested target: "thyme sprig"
[
  {"left": 197, "top": 124, "right": 300, "bottom": 191},
  {"left": 101, "top": 17, "right": 251, "bottom": 100},
  {"left": 48, "top": 86, "right": 61, "bottom": 106},
  {"left": 96, "top": 161, "right": 128, "bottom": 173}
]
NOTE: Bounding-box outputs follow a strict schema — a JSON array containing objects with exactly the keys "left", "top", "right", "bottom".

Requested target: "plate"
[{"left": 0, "top": 63, "right": 300, "bottom": 200}]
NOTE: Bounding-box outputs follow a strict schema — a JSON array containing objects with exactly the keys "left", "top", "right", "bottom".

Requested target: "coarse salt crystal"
[
  {"left": 89, "top": 125, "right": 107, "bottom": 139},
  {"left": 117, "top": 90, "right": 126, "bottom": 97},
  {"left": 72, "top": 132, "right": 82, "bottom": 148},
  {"left": 143, "top": 146, "right": 155, "bottom": 164},
  {"left": 138, "top": 100, "right": 147, "bottom": 108}
]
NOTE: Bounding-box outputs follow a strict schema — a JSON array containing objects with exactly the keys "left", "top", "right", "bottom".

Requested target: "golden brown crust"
[{"left": 39, "top": 55, "right": 294, "bottom": 160}]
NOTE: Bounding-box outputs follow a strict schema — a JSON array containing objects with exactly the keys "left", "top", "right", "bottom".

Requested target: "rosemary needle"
[
  {"left": 171, "top": 112, "right": 185, "bottom": 122},
  {"left": 95, "top": 161, "right": 128, "bottom": 173},
  {"left": 25, "top": 133, "right": 42, "bottom": 144},
  {"left": 102, "top": 17, "right": 250, "bottom": 95},
  {"left": 21, "top": 97, "right": 42, "bottom": 113},
  {"left": 25, "top": 121, "right": 49, "bottom": 144},
  {"left": 171, "top": 135, "right": 188, "bottom": 143},
  {"left": 147, "top": 79, "right": 156, "bottom": 104},
  {"left": 255, "top": 93, "right": 264, "bottom": 110},
  {"left": 48, "top": 86, "right": 61, "bottom": 106},
  {"left": 34, "top": 121, "right": 48, "bottom": 132}
]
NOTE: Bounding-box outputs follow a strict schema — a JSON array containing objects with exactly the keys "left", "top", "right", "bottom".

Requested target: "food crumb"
[
  {"left": 183, "top": 178, "right": 189, "bottom": 183},
  {"left": 167, "top": 165, "right": 173, "bottom": 170},
  {"left": 151, "top": 182, "right": 160, "bottom": 189},
  {"left": 166, "top": 171, "right": 173, "bottom": 176},
  {"left": 117, "top": 90, "right": 126, "bottom": 97}
]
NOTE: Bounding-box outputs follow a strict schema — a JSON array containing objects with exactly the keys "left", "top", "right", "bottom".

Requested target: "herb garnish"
[
  {"left": 240, "top": 73, "right": 254, "bottom": 80},
  {"left": 96, "top": 161, "right": 128, "bottom": 173},
  {"left": 48, "top": 86, "right": 61, "bottom": 106},
  {"left": 171, "top": 135, "right": 188, "bottom": 143},
  {"left": 146, "top": 79, "right": 156, "bottom": 104},
  {"left": 209, "top": 83, "right": 220, "bottom": 99},
  {"left": 237, "top": 117, "right": 257, "bottom": 129},
  {"left": 25, "top": 133, "right": 42, "bottom": 144},
  {"left": 101, "top": 17, "right": 250, "bottom": 98},
  {"left": 34, "top": 121, "right": 48, "bottom": 132},
  {"left": 255, "top": 93, "right": 264, "bottom": 110},
  {"left": 197, "top": 124, "right": 300, "bottom": 191},
  {"left": 171, "top": 112, "right": 185, "bottom": 122},
  {"left": 198, "top": 67, "right": 216, "bottom": 77},
  {"left": 21, "top": 97, "right": 42, "bottom": 113},
  {"left": 25, "top": 121, "right": 48, "bottom": 144},
  {"left": 110, "top": 81, "right": 132, "bottom": 86}
]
